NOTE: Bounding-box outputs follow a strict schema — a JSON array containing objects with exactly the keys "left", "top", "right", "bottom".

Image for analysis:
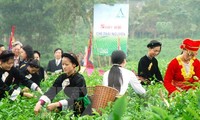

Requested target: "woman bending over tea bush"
[
  {"left": 137, "top": 40, "right": 163, "bottom": 85},
  {"left": 34, "top": 53, "right": 90, "bottom": 116},
  {"left": 164, "top": 38, "right": 200, "bottom": 96},
  {"left": 103, "top": 50, "right": 146, "bottom": 96},
  {"left": 0, "top": 50, "right": 43, "bottom": 101}
]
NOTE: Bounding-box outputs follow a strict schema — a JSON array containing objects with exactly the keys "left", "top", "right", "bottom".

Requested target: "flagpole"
[
  {"left": 85, "top": 30, "right": 95, "bottom": 76},
  {"left": 8, "top": 25, "right": 16, "bottom": 50},
  {"left": 86, "top": 31, "right": 94, "bottom": 69},
  {"left": 118, "top": 36, "right": 121, "bottom": 50}
]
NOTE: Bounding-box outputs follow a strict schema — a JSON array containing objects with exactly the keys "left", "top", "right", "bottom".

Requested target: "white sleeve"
[
  {"left": 102, "top": 71, "right": 109, "bottom": 86},
  {"left": 59, "top": 99, "right": 68, "bottom": 110},
  {"left": 10, "top": 87, "right": 21, "bottom": 101},
  {"left": 129, "top": 73, "right": 146, "bottom": 95},
  {"left": 30, "top": 83, "right": 38, "bottom": 91},
  {"left": 40, "top": 95, "right": 51, "bottom": 104}
]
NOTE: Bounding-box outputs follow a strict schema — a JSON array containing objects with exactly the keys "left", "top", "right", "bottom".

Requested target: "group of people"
[
  {"left": 0, "top": 42, "right": 47, "bottom": 100},
  {"left": 137, "top": 38, "right": 200, "bottom": 97},
  {"left": 1, "top": 38, "right": 200, "bottom": 116},
  {"left": 0, "top": 41, "right": 90, "bottom": 116},
  {"left": 135, "top": 38, "right": 200, "bottom": 97},
  {"left": 103, "top": 38, "right": 200, "bottom": 103}
]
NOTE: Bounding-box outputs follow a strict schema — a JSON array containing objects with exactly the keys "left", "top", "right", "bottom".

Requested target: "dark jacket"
[
  {"left": 0, "top": 67, "right": 37, "bottom": 100},
  {"left": 46, "top": 59, "right": 62, "bottom": 73},
  {"left": 20, "top": 65, "right": 44, "bottom": 87},
  {"left": 138, "top": 55, "right": 163, "bottom": 82},
  {"left": 40, "top": 72, "right": 87, "bottom": 115}
]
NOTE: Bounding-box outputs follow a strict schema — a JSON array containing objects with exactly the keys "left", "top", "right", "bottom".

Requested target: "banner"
[
  {"left": 86, "top": 31, "right": 94, "bottom": 69},
  {"left": 8, "top": 26, "right": 16, "bottom": 50},
  {"left": 93, "top": 4, "right": 129, "bottom": 56}
]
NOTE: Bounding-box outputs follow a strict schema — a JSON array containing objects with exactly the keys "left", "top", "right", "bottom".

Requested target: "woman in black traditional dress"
[
  {"left": 20, "top": 59, "right": 42, "bottom": 87},
  {"left": 34, "top": 52, "right": 90, "bottom": 116},
  {"left": 0, "top": 50, "right": 43, "bottom": 100},
  {"left": 137, "top": 40, "right": 163, "bottom": 85}
]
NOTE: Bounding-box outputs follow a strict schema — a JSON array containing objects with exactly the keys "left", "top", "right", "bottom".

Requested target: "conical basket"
[{"left": 91, "top": 85, "right": 119, "bottom": 113}]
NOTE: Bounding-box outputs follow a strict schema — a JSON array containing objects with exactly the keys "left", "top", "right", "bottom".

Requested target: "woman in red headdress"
[{"left": 164, "top": 38, "right": 200, "bottom": 96}]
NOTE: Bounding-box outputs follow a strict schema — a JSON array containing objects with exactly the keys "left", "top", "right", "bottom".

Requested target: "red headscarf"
[{"left": 180, "top": 38, "right": 199, "bottom": 51}]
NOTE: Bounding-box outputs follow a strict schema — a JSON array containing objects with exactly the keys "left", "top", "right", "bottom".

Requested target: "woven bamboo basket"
[
  {"left": 91, "top": 85, "right": 119, "bottom": 113},
  {"left": 87, "top": 86, "right": 95, "bottom": 100}
]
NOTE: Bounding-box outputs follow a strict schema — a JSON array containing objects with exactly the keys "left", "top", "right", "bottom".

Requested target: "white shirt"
[
  {"left": 103, "top": 67, "right": 146, "bottom": 95},
  {"left": 56, "top": 59, "right": 61, "bottom": 66},
  {"left": 14, "top": 56, "right": 20, "bottom": 67}
]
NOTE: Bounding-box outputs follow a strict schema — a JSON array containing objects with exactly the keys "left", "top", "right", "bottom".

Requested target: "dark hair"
[
  {"left": 147, "top": 40, "right": 162, "bottom": 49},
  {"left": 108, "top": 50, "right": 126, "bottom": 92},
  {"left": 0, "top": 44, "right": 4, "bottom": 47},
  {"left": 28, "top": 59, "right": 40, "bottom": 68},
  {"left": 22, "top": 45, "right": 34, "bottom": 60},
  {"left": 111, "top": 50, "right": 126, "bottom": 64},
  {"left": 0, "top": 50, "right": 14, "bottom": 63},
  {"left": 54, "top": 48, "right": 63, "bottom": 54},
  {"left": 62, "top": 52, "right": 80, "bottom": 72},
  {"left": 34, "top": 50, "right": 41, "bottom": 57}
]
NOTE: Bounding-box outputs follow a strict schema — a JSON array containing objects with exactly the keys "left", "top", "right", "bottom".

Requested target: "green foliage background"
[
  {"left": 1, "top": 0, "right": 200, "bottom": 119},
  {"left": 1, "top": 0, "right": 200, "bottom": 68},
  {"left": 0, "top": 70, "right": 200, "bottom": 119}
]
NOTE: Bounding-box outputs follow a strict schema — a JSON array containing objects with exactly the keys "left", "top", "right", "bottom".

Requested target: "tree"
[
  {"left": 46, "top": 0, "right": 117, "bottom": 53},
  {"left": 0, "top": 0, "right": 56, "bottom": 51}
]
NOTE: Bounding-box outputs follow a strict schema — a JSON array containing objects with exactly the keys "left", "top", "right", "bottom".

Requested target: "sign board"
[{"left": 93, "top": 4, "right": 129, "bottom": 56}]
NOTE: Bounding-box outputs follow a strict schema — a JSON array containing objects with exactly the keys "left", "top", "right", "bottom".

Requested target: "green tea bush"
[{"left": 1, "top": 64, "right": 200, "bottom": 119}]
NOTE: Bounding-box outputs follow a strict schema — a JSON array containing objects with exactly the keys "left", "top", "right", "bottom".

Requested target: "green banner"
[{"left": 93, "top": 4, "right": 129, "bottom": 56}]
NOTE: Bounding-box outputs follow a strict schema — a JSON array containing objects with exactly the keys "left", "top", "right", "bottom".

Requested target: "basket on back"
[{"left": 91, "top": 85, "right": 119, "bottom": 113}]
